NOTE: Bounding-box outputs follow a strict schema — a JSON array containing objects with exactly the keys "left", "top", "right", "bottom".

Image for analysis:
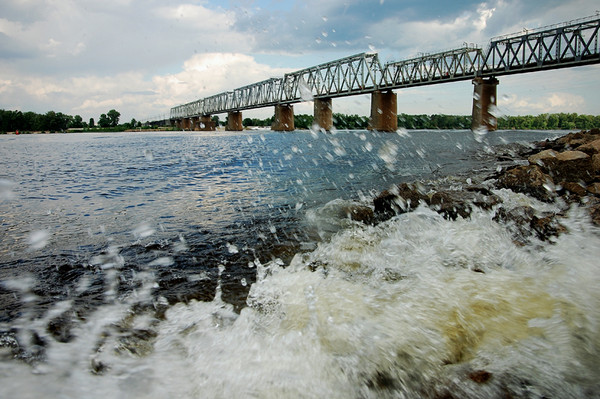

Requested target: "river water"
[{"left": 1, "top": 128, "right": 599, "bottom": 398}]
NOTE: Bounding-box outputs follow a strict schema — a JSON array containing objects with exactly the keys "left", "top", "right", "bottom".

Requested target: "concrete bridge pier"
[
  {"left": 199, "top": 115, "right": 216, "bottom": 131},
  {"left": 227, "top": 111, "right": 243, "bottom": 131},
  {"left": 369, "top": 90, "right": 397, "bottom": 132},
  {"left": 471, "top": 77, "right": 499, "bottom": 131},
  {"left": 314, "top": 98, "right": 333, "bottom": 131},
  {"left": 182, "top": 118, "right": 192, "bottom": 130},
  {"left": 174, "top": 119, "right": 183, "bottom": 130},
  {"left": 190, "top": 116, "right": 200, "bottom": 131},
  {"left": 272, "top": 104, "right": 295, "bottom": 131}
]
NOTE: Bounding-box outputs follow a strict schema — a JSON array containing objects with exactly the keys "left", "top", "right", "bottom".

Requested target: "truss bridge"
[{"left": 155, "top": 15, "right": 600, "bottom": 132}]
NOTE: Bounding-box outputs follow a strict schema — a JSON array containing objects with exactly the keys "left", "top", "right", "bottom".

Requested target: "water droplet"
[
  {"left": 241, "top": 278, "right": 247, "bottom": 286},
  {"left": 132, "top": 222, "right": 155, "bottom": 239},
  {"left": 148, "top": 257, "right": 174, "bottom": 267},
  {"left": 144, "top": 149, "right": 154, "bottom": 161},
  {"left": 0, "top": 179, "right": 15, "bottom": 200},
  {"left": 27, "top": 230, "right": 49, "bottom": 250},
  {"left": 226, "top": 243, "right": 239, "bottom": 254}
]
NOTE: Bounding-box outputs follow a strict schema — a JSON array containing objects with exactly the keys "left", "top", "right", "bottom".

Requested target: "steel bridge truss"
[
  {"left": 482, "top": 15, "right": 600, "bottom": 75},
  {"left": 168, "top": 15, "right": 600, "bottom": 121}
]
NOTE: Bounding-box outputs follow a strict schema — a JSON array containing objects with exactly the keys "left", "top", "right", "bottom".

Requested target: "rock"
[
  {"left": 468, "top": 370, "right": 492, "bottom": 383},
  {"left": 550, "top": 151, "right": 593, "bottom": 183},
  {"left": 592, "top": 154, "right": 600, "bottom": 174},
  {"left": 344, "top": 204, "right": 375, "bottom": 224},
  {"left": 373, "top": 182, "right": 428, "bottom": 219},
  {"left": 588, "top": 182, "right": 600, "bottom": 196},
  {"left": 429, "top": 191, "right": 473, "bottom": 220},
  {"left": 562, "top": 181, "right": 588, "bottom": 198},
  {"left": 528, "top": 149, "right": 557, "bottom": 167},
  {"left": 496, "top": 164, "right": 555, "bottom": 202},
  {"left": 493, "top": 206, "right": 566, "bottom": 242},
  {"left": 577, "top": 138, "right": 600, "bottom": 155},
  {"left": 589, "top": 199, "right": 600, "bottom": 225},
  {"left": 531, "top": 214, "right": 567, "bottom": 241}
]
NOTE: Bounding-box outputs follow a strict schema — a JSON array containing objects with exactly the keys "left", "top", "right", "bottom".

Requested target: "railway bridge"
[{"left": 150, "top": 15, "right": 600, "bottom": 132}]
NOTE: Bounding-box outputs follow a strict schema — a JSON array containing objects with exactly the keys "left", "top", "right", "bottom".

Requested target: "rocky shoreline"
[{"left": 366, "top": 129, "right": 600, "bottom": 244}]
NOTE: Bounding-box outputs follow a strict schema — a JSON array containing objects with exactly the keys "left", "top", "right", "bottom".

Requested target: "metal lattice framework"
[
  {"left": 165, "top": 15, "right": 600, "bottom": 122},
  {"left": 482, "top": 15, "right": 600, "bottom": 76},
  {"left": 379, "top": 47, "right": 484, "bottom": 88}
]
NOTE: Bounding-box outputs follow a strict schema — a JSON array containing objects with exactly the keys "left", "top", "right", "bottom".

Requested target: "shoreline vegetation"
[{"left": 2, "top": 108, "right": 600, "bottom": 134}]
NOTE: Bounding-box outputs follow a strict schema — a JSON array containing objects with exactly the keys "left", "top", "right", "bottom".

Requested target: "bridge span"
[{"left": 153, "top": 15, "right": 600, "bottom": 132}]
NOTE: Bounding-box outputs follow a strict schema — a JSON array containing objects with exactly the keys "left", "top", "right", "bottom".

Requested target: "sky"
[{"left": 0, "top": 0, "right": 599, "bottom": 123}]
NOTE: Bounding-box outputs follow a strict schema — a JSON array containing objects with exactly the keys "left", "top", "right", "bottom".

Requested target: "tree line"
[
  {"left": 0, "top": 109, "right": 142, "bottom": 133},
  {"left": 242, "top": 112, "right": 600, "bottom": 130},
  {"left": 3, "top": 108, "right": 600, "bottom": 133}
]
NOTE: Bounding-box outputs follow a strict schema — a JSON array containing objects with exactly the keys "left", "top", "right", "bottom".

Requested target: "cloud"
[{"left": 0, "top": 0, "right": 599, "bottom": 122}]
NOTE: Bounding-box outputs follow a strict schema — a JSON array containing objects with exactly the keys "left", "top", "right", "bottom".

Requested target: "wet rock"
[
  {"left": 493, "top": 206, "right": 566, "bottom": 242},
  {"left": 468, "top": 369, "right": 492, "bottom": 383},
  {"left": 577, "top": 138, "right": 600, "bottom": 155},
  {"left": 373, "top": 182, "right": 428, "bottom": 219},
  {"left": 429, "top": 191, "right": 473, "bottom": 220},
  {"left": 496, "top": 165, "right": 555, "bottom": 202},
  {"left": 374, "top": 183, "right": 501, "bottom": 222},
  {"left": 342, "top": 204, "right": 375, "bottom": 224},
  {"left": 562, "top": 181, "right": 588, "bottom": 200},
  {"left": 531, "top": 214, "right": 567, "bottom": 241},
  {"left": 528, "top": 149, "right": 557, "bottom": 167},
  {"left": 592, "top": 154, "right": 600, "bottom": 174},
  {"left": 551, "top": 151, "right": 594, "bottom": 184},
  {"left": 589, "top": 201, "right": 600, "bottom": 225},
  {"left": 47, "top": 313, "right": 75, "bottom": 343},
  {"left": 540, "top": 129, "right": 600, "bottom": 152},
  {"left": 588, "top": 182, "right": 600, "bottom": 196}
]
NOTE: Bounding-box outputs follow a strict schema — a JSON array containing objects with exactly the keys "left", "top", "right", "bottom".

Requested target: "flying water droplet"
[
  {"left": 144, "top": 149, "right": 154, "bottom": 161},
  {"left": 148, "top": 257, "right": 174, "bottom": 267},
  {"left": 28, "top": 230, "right": 49, "bottom": 251},
  {"left": 0, "top": 179, "right": 15, "bottom": 200},
  {"left": 226, "top": 243, "right": 239, "bottom": 254},
  {"left": 298, "top": 78, "right": 313, "bottom": 101},
  {"left": 132, "top": 222, "right": 155, "bottom": 239}
]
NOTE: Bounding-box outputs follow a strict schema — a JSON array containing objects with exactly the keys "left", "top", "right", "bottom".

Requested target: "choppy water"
[{"left": 1, "top": 128, "right": 599, "bottom": 398}]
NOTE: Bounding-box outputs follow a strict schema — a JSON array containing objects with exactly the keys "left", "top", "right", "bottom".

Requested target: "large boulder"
[{"left": 550, "top": 151, "right": 594, "bottom": 183}]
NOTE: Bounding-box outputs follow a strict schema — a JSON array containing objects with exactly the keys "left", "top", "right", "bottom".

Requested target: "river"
[{"left": 1, "top": 128, "right": 599, "bottom": 398}]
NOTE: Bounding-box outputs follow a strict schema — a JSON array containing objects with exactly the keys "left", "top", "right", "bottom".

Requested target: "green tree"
[
  {"left": 71, "top": 115, "right": 84, "bottom": 128},
  {"left": 107, "top": 109, "right": 120, "bottom": 127},
  {"left": 89, "top": 117, "right": 95, "bottom": 128},
  {"left": 98, "top": 113, "right": 111, "bottom": 128}
]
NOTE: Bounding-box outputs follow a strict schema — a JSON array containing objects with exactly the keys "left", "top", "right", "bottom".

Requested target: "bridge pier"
[
  {"left": 369, "top": 90, "right": 397, "bottom": 132},
  {"left": 227, "top": 111, "right": 243, "bottom": 131},
  {"left": 314, "top": 98, "right": 333, "bottom": 131},
  {"left": 199, "top": 115, "right": 216, "bottom": 131},
  {"left": 471, "top": 77, "right": 499, "bottom": 131},
  {"left": 272, "top": 104, "right": 295, "bottom": 131},
  {"left": 190, "top": 116, "right": 199, "bottom": 131},
  {"left": 182, "top": 118, "right": 192, "bottom": 130}
]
